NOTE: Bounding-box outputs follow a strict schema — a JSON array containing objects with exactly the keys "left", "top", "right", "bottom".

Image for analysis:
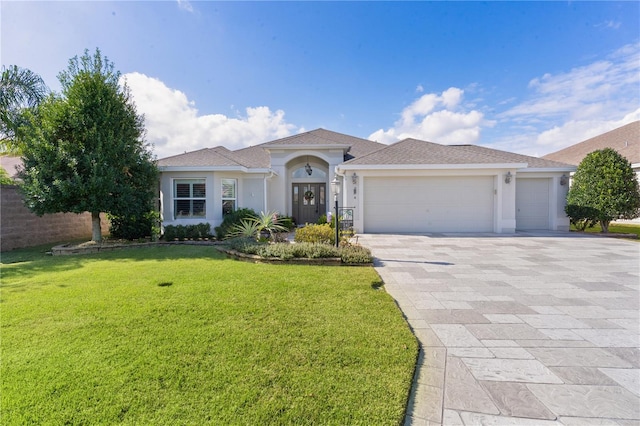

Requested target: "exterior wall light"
[
  {"left": 304, "top": 160, "right": 312, "bottom": 176},
  {"left": 351, "top": 172, "right": 358, "bottom": 184},
  {"left": 505, "top": 171, "right": 512, "bottom": 184},
  {"left": 560, "top": 174, "right": 568, "bottom": 186}
]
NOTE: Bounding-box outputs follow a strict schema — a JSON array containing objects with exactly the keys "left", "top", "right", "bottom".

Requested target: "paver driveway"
[{"left": 358, "top": 232, "right": 639, "bottom": 426}]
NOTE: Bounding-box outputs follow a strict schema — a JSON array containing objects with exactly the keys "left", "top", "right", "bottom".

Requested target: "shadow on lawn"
[{"left": 0, "top": 244, "right": 228, "bottom": 284}]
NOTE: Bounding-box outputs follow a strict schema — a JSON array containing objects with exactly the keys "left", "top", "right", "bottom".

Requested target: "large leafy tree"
[
  {"left": 0, "top": 65, "right": 49, "bottom": 154},
  {"left": 565, "top": 148, "right": 640, "bottom": 233},
  {"left": 19, "top": 49, "right": 158, "bottom": 242}
]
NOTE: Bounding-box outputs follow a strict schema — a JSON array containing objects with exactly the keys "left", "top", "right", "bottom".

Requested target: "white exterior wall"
[
  {"left": 499, "top": 169, "right": 518, "bottom": 233},
  {"left": 266, "top": 148, "right": 346, "bottom": 218},
  {"left": 160, "top": 171, "right": 215, "bottom": 227},
  {"left": 160, "top": 171, "right": 269, "bottom": 229}
]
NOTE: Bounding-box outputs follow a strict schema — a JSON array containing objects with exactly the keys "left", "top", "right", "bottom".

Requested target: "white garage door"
[
  {"left": 516, "top": 178, "right": 550, "bottom": 230},
  {"left": 363, "top": 176, "right": 494, "bottom": 233}
]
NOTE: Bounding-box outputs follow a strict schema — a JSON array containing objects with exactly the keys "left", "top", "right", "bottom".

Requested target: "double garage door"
[{"left": 363, "top": 176, "right": 495, "bottom": 233}]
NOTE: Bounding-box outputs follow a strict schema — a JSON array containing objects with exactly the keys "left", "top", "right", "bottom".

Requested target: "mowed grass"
[
  {"left": 1, "top": 245, "right": 418, "bottom": 425},
  {"left": 570, "top": 222, "right": 640, "bottom": 238}
]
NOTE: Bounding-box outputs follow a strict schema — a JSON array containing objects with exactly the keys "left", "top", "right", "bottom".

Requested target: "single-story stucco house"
[{"left": 158, "top": 129, "right": 575, "bottom": 234}]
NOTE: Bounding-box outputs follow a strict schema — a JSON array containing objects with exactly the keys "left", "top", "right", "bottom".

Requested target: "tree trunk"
[
  {"left": 91, "top": 211, "right": 103, "bottom": 242},
  {"left": 600, "top": 220, "right": 610, "bottom": 233}
]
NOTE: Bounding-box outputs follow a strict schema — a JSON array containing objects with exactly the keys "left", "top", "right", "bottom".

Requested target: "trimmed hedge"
[
  {"left": 163, "top": 223, "right": 212, "bottom": 241},
  {"left": 294, "top": 224, "right": 334, "bottom": 245}
]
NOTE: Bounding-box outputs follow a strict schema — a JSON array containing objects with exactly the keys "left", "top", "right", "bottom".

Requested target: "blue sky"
[{"left": 2, "top": 1, "right": 639, "bottom": 159}]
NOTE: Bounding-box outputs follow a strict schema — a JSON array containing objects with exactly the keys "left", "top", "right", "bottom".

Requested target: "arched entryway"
[{"left": 289, "top": 157, "right": 328, "bottom": 225}]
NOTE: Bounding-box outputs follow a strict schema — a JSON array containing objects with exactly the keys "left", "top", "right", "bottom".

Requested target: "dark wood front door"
[{"left": 293, "top": 183, "right": 326, "bottom": 225}]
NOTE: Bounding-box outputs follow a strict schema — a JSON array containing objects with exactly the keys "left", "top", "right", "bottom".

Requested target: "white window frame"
[
  {"left": 173, "top": 178, "right": 206, "bottom": 219},
  {"left": 221, "top": 178, "right": 237, "bottom": 216}
]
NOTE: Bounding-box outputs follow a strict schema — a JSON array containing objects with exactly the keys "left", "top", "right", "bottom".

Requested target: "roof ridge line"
[
  {"left": 344, "top": 137, "right": 442, "bottom": 164},
  {"left": 213, "top": 146, "right": 251, "bottom": 168},
  {"left": 157, "top": 147, "right": 211, "bottom": 161},
  {"left": 252, "top": 128, "right": 322, "bottom": 147}
]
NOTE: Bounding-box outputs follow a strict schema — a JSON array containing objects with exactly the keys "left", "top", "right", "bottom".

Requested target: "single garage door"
[
  {"left": 363, "top": 176, "right": 494, "bottom": 233},
  {"left": 516, "top": 178, "right": 550, "bottom": 230}
]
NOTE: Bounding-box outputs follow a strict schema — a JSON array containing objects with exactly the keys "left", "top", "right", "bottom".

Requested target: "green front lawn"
[
  {"left": 570, "top": 222, "right": 640, "bottom": 238},
  {"left": 1, "top": 245, "right": 418, "bottom": 424}
]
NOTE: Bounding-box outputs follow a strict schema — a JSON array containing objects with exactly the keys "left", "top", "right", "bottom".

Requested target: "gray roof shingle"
[
  {"left": 0, "top": 156, "right": 22, "bottom": 179},
  {"left": 158, "top": 146, "right": 245, "bottom": 167},
  {"left": 159, "top": 128, "right": 386, "bottom": 168},
  {"left": 158, "top": 128, "right": 574, "bottom": 170},
  {"left": 343, "top": 138, "right": 573, "bottom": 168}
]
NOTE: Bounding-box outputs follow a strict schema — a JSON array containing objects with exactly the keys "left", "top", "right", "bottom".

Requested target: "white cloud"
[
  {"left": 535, "top": 108, "right": 640, "bottom": 150},
  {"left": 122, "top": 72, "right": 297, "bottom": 159},
  {"left": 369, "top": 87, "right": 493, "bottom": 144},
  {"left": 501, "top": 43, "right": 639, "bottom": 123},
  {"left": 177, "top": 0, "right": 193, "bottom": 13},
  {"left": 597, "top": 20, "right": 621, "bottom": 30},
  {"left": 491, "top": 42, "right": 640, "bottom": 156},
  {"left": 416, "top": 84, "right": 424, "bottom": 93}
]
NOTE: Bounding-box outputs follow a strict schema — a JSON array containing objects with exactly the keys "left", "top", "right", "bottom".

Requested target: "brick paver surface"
[{"left": 359, "top": 232, "right": 640, "bottom": 426}]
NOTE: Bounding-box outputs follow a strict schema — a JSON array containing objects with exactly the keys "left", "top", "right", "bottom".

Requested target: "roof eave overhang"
[
  {"left": 159, "top": 166, "right": 275, "bottom": 175},
  {"left": 516, "top": 167, "right": 576, "bottom": 173},
  {"left": 337, "top": 163, "right": 529, "bottom": 172}
]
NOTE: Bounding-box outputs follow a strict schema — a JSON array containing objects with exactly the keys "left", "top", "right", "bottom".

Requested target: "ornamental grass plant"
[{"left": 228, "top": 238, "right": 373, "bottom": 264}]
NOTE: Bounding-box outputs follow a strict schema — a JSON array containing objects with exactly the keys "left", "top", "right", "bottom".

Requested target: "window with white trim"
[
  {"left": 174, "top": 179, "right": 206, "bottom": 219},
  {"left": 222, "top": 178, "right": 237, "bottom": 216}
]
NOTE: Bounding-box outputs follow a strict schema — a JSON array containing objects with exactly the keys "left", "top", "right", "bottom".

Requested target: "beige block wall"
[{"left": 1, "top": 185, "right": 109, "bottom": 252}]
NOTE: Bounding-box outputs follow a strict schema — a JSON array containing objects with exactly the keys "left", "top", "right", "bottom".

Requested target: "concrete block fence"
[{"left": 1, "top": 185, "right": 109, "bottom": 252}]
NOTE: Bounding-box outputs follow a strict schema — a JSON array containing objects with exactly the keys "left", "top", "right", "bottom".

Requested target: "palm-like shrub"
[
  {"left": 228, "top": 219, "right": 262, "bottom": 240},
  {"left": 255, "top": 210, "right": 288, "bottom": 240},
  {"left": 215, "top": 208, "right": 258, "bottom": 240},
  {"left": 226, "top": 210, "right": 288, "bottom": 241}
]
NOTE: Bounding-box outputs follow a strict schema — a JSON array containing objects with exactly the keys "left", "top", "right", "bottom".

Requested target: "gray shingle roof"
[
  {"left": 454, "top": 144, "right": 574, "bottom": 168},
  {"left": 158, "top": 146, "right": 245, "bottom": 167},
  {"left": 158, "top": 128, "right": 574, "bottom": 170},
  {"left": 231, "top": 145, "right": 271, "bottom": 168},
  {"left": 262, "top": 128, "right": 380, "bottom": 149},
  {"left": 158, "top": 128, "right": 386, "bottom": 168},
  {"left": 0, "top": 156, "right": 22, "bottom": 179},
  {"left": 343, "top": 138, "right": 574, "bottom": 169},
  {"left": 542, "top": 121, "right": 640, "bottom": 166}
]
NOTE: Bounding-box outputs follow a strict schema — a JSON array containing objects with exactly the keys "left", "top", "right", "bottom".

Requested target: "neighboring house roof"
[
  {"left": 158, "top": 128, "right": 386, "bottom": 169},
  {"left": 0, "top": 156, "right": 22, "bottom": 179},
  {"left": 342, "top": 138, "right": 573, "bottom": 169},
  {"left": 542, "top": 121, "right": 640, "bottom": 166}
]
